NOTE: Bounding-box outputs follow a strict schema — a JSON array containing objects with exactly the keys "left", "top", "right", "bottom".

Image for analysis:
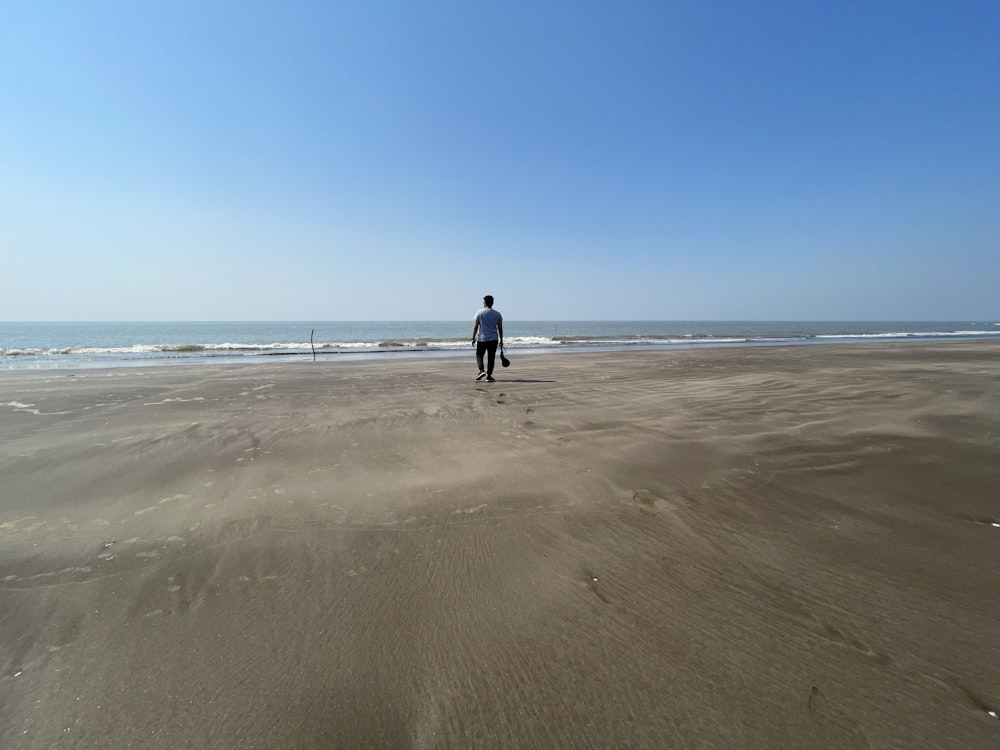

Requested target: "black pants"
[{"left": 476, "top": 340, "right": 499, "bottom": 375}]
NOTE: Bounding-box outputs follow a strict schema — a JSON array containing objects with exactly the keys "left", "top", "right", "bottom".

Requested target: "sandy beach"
[{"left": 1, "top": 342, "right": 999, "bottom": 749}]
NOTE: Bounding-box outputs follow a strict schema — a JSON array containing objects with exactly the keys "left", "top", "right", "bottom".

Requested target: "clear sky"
[{"left": 1, "top": 1, "right": 997, "bottom": 321}]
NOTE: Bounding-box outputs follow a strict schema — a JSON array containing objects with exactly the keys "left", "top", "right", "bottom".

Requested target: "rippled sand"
[{"left": 2, "top": 342, "right": 999, "bottom": 748}]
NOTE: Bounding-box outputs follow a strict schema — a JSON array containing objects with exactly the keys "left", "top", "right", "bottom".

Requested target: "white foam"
[
  {"left": 815, "top": 330, "right": 998, "bottom": 340},
  {"left": 507, "top": 336, "right": 556, "bottom": 345}
]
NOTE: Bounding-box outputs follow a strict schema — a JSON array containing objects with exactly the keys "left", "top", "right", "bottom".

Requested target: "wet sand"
[{"left": 1, "top": 342, "right": 999, "bottom": 749}]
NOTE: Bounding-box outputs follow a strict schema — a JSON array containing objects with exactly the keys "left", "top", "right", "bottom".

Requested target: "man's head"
[{"left": 483, "top": 295, "right": 494, "bottom": 308}]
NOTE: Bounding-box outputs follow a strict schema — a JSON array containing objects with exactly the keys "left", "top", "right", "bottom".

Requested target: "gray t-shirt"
[{"left": 474, "top": 308, "right": 503, "bottom": 342}]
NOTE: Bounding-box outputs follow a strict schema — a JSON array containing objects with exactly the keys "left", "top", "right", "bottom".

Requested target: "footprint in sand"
[{"left": 631, "top": 489, "right": 671, "bottom": 514}]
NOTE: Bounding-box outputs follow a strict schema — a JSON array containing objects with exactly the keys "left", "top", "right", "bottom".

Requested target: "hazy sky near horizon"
[{"left": 1, "top": 1, "right": 997, "bottom": 321}]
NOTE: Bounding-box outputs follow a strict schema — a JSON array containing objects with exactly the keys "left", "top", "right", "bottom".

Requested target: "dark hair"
[{"left": 483, "top": 295, "right": 494, "bottom": 306}]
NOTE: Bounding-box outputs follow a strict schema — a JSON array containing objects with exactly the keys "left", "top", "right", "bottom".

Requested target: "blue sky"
[{"left": 1, "top": 1, "right": 997, "bottom": 321}]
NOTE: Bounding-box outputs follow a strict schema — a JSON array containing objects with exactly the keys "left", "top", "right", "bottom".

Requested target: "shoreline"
[
  {"left": 3, "top": 334, "right": 1000, "bottom": 374},
  {"left": 2, "top": 341, "right": 999, "bottom": 748},
  {"left": 4, "top": 320, "right": 999, "bottom": 371}
]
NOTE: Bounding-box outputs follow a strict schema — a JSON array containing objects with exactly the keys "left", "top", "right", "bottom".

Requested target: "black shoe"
[
  {"left": 486, "top": 375, "right": 495, "bottom": 382},
  {"left": 476, "top": 371, "right": 486, "bottom": 381}
]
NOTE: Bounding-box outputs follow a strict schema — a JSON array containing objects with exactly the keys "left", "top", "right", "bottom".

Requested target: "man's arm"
[
  {"left": 471, "top": 319, "right": 479, "bottom": 346},
  {"left": 498, "top": 320, "right": 503, "bottom": 343}
]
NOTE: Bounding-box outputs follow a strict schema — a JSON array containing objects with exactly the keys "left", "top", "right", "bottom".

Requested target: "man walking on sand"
[{"left": 472, "top": 295, "right": 503, "bottom": 382}]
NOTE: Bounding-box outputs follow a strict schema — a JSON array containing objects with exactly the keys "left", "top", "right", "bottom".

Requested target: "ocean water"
[{"left": 1, "top": 321, "right": 998, "bottom": 371}]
